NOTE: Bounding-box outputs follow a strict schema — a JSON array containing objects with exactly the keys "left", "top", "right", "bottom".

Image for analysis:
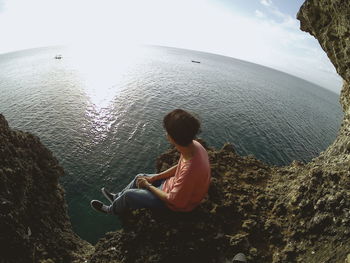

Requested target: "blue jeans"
[{"left": 109, "top": 174, "right": 167, "bottom": 215}]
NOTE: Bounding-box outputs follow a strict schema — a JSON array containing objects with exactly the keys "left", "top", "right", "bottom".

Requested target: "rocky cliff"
[
  {"left": 0, "top": 115, "right": 93, "bottom": 263},
  {"left": 1, "top": 0, "right": 349, "bottom": 262},
  {"left": 298, "top": 0, "right": 350, "bottom": 158}
]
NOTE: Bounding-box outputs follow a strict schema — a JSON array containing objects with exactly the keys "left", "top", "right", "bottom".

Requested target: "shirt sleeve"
[{"left": 165, "top": 162, "right": 193, "bottom": 209}]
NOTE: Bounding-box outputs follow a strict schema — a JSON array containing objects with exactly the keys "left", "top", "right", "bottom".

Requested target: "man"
[{"left": 90, "top": 109, "right": 211, "bottom": 214}]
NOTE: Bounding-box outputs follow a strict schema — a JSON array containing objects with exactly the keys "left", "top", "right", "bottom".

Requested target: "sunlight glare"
[
  {"left": 65, "top": 42, "right": 150, "bottom": 143},
  {"left": 67, "top": 42, "right": 143, "bottom": 110}
]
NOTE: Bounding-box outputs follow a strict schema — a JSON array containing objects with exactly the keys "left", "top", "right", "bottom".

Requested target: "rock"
[
  {"left": 249, "top": 247, "right": 258, "bottom": 257},
  {"left": 229, "top": 233, "right": 249, "bottom": 248},
  {"left": 272, "top": 202, "right": 287, "bottom": 216},
  {"left": 221, "top": 143, "right": 236, "bottom": 153},
  {"left": 281, "top": 243, "right": 297, "bottom": 262},
  {"left": 0, "top": 114, "right": 93, "bottom": 263},
  {"left": 308, "top": 214, "right": 332, "bottom": 233},
  {"left": 310, "top": 167, "right": 323, "bottom": 178},
  {"left": 242, "top": 219, "right": 257, "bottom": 231},
  {"left": 328, "top": 172, "right": 340, "bottom": 183}
]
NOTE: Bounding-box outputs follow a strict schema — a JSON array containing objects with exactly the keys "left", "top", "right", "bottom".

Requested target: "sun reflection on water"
[
  {"left": 65, "top": 43, "right": 149, "bottom": 142},
  {"left": 68, "top": 43, "right": 144, "bottom": 108}
]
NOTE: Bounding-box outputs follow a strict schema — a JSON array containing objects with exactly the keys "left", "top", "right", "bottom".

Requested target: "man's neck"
[{"left": 176, "top": 141, "right": 196, "bottom": 161}]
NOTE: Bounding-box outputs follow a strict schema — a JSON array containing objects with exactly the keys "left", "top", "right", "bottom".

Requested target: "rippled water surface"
[{"left": 0, "top": 45, "right": 343, "bottom": 243}]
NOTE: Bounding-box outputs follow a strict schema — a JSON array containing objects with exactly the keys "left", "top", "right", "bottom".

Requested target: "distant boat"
[
  {"left": 191, "top": 60, "right": 200, "bottom": 64},
  {"left": 54, "top": 55, "right": 62, "bottom": 59}
]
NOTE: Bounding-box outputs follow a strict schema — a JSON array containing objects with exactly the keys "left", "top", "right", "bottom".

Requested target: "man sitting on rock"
[{"left": 90, "top": 109, "right": 211, "bottom": 215}]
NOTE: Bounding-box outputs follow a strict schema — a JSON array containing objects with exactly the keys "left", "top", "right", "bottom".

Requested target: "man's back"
[{"left": 162, "top": 140, "right": 211, "bottom": 211}]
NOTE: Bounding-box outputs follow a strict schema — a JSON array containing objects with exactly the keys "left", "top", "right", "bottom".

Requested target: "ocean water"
[{"left": 0, "top": 45, "right": 343, "bottom": 243}]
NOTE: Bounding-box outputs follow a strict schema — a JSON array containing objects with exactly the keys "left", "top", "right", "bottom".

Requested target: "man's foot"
[
  {"left": 101, "top": 187, "right": 116, "bottom": 203},
  {"left": 90, "top": 200, "right": 110, "bottom": 214}
]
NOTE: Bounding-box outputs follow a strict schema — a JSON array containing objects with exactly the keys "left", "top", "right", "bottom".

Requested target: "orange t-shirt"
[{"left": 162, "top": 140, "right": 211, "bottom": 212}]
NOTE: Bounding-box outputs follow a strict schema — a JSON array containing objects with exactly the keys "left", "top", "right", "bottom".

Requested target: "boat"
[
  {"left": 54, "top": 55, "right": 62, "bottom": 59},
  {"left": 191, "top": 60, "right": 201, "bottom": 63}
]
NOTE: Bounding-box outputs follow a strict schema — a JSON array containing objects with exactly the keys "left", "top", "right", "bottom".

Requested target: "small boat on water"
[
  {"left": 54, "top": 55, "right": 62, "bottom": 59},
  {"left": 191, "top": 60, "right": 200, "bottom": 64}
]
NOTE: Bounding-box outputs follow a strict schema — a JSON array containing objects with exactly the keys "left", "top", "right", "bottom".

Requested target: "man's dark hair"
[{"left": 163, "top": 109, "right": 200, "bottom": 147}]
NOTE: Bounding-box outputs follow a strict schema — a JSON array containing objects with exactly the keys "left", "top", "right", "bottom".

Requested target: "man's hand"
[
  {"left": 137, "top": 177, "right": 152, "bottom": 189},
  {"left": 136, "top": 175, "right": 156, "bottom": 188},
  {"left": 138, "top": 177, "right": 169, "bottom": 202}
]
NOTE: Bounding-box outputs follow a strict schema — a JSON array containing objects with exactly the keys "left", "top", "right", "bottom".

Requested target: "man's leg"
[
  {"left": 109, "top": 188, "right": 166, "bottom": 215},
  {"left": 94, "top": 173, "right": 166, "bottom": 214},
  {"left": 103, "top": 174, "right": 160, "bottom": 203}
]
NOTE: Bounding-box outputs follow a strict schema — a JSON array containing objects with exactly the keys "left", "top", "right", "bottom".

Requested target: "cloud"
[
  {"left": 255, "top": 10, "right": 265, "bottom": 18},
  {"left": 260, "top": 0, "right": 273, "bottom": 7},
  {"left": 249, "top": 2, "right": 341, "bottom": 92},
  {"left": 269, "top": 7, "right": 298, "bottom": 28},
  {"left": 258, "top": 1, "right": 298, "bottom": 29}
]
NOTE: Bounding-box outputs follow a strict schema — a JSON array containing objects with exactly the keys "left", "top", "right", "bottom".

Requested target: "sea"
[{"left": 0, "top": 45, "right": 343, "bottom": 244}]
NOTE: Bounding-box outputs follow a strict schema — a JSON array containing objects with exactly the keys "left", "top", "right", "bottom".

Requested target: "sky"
[{"left": 0, "top": 0, "right": 343, "bottom": 93}]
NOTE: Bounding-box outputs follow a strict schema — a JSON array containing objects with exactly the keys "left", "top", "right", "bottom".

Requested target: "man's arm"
[
  {"left": 136, "top": 165, "right": 177, "bottom": 188},
  {"left": 146, "top": 184, "right": 169, "bottom": 202},
  {"left": 149, "top": 164, "right": 178, "bottom": 182}
]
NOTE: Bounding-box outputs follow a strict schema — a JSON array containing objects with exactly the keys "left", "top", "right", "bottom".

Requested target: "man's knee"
[
  {"left": 132, "top": 174, "right": 144, "bottom": 188},
  {"left": 134, "top": 173, "right": 145, "bottom": 181}
]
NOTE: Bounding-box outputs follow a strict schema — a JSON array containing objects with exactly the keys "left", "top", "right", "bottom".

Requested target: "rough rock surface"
[
  {"left": 91, "top": 143, "right": 350, "bottom": 263},
  {"left": 0, "top": 115, "right": 94, "bottom": 263},
  {"left": 1, "top": 0, "right": 350, "bottom": 262}
]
